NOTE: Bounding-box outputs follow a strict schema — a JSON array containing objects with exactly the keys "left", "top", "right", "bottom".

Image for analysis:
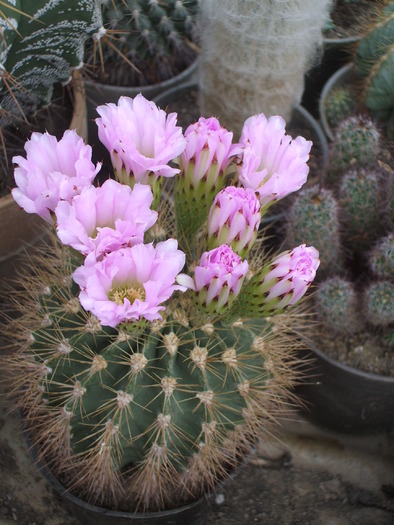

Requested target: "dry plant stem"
[{"left": 198, "top": 0, "right": 334, "bottom": 138}]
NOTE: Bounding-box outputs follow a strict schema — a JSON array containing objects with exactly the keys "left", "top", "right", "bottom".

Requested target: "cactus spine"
[{"left": 87, "top": 0, "right": 199, "bottom": 86}]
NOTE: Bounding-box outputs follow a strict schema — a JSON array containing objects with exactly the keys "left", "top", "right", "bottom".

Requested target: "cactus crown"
[{"left": 85, "top": 0, "right": 199, "bottom": 86}]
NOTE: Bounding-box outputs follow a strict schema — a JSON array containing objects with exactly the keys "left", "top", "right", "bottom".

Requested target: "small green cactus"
[
  {"left": 86, "top": 0, "right": 199, "bottom": 86},
  {"left": 329, "top": 115, "right": 381, "bottom": 174},
  {"left": 339, "top": 168, "right": 384, "bottom": 250},
  {"left": 324, "top": 85, "right": 356, "bottom": 129},
  {"left": 369, "top": 233, "right": 394, "bottom": 279},
  {"left": 314, "top": 277, "right": 360, "bottom": 335},
  {"left": 354, "top": 1, "right": 394, "bottom": 139},
  {"left": 364, "top": 281, "right": 394, "bottom": 328},
  {"left": 285, "top": 186, "right": 342, "bottom": 276}
]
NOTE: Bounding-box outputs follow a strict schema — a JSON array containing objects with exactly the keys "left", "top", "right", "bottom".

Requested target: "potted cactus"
[
  {"left": 3, "top": 93, "right": 320, "bottom": 523},
  {"left": 284, "top": 113, "right": 394, "bottom": 433},
  {"left": 0, "top": 0, "right": 104, "bottom": 275},
  {"left": 319, "top": 0, "right": 394, "bottom": 140}
]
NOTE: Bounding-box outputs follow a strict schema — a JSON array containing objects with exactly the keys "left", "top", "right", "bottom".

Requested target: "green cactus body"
[
  {"left": 0, "top": 0, "right": 103, "bottom": 124},
  {"left": 364, "top": 281, "right": 394, "bottom": 327},
  {"left": 315, "top": 277, "right": 360, "bottom": 335},
  {"left": 339, "top": 168, "right": 383, "bottom": 249},
  {"left": 354, "top": 2, "right": 394, "bottom": 139},
  {"left": 12, "top": 240, "right": 300, "bottom": 511},
  {"left": 369, "top": 233, "right": 394, "bottom": 279},
  {"left": 324, "top": 85, "right": 356, "bottom": 129},
  {"left": 89, "top": 0, "right": 199, "bottom": 86},
  {"left": 285, "top": 186, "right": 342, "bottom": 276},
  {"left": 329, "top": 115, "right": 381, "bottom": 174}
]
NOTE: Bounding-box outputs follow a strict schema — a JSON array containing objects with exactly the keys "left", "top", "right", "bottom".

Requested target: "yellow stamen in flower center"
[{"left": 109, "top": 284, "right": 145, "bottom": 305}]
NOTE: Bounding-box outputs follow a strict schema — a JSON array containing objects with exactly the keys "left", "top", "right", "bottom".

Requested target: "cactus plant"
[
  {"left": 323, "top": 85, "right": 356, "bottom": 129},
  {"left": 0, "top": 0, "right": 103, "bottom": 124},
  {"left": 85, "top": 0, "right": 199, "bottom": 87},
  {"left": 354, "top": 0, "right": 394, "bottom": 139},
  {"left": 3, "top": 94, "right": 320, "bottom": 513},
  {"left": 198, "top": 0, "right": 333, "bottom": 137},
  {"left": 285, "top": 105, "right": 393, "bottom": 374},
  {"left": 0, "top": 0, "right": 104, "bottom": 196}
]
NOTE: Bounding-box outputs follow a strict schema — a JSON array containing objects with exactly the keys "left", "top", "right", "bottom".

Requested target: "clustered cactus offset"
[
  {"left": 4, "top": 95, "right": 320, "bottom": 512},
  {"left": 85, "top": 0, "right": 199, "bottom": 86},
  {"left": 285, "top": 112, "right": 393, "bottom": 372}
]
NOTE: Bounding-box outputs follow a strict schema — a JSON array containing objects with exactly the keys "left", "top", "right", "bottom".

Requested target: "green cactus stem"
[
  {"left": 314, "top": 277, "right": 360, "bottom": 335},
  {"left": 364, "top": 281, "right": 394, "bottom": 328},
  {"left": 324, "top": 85, "right": 356, "bottom": 129},
  {"left": 369, "top": 233, "right": 394, "bottom": 279},
  {"left": 7, "top": 236, "right": 304, "bottom": 512},
  {"left": 285, "top": 185, "right": 342, "bottom": 277}
]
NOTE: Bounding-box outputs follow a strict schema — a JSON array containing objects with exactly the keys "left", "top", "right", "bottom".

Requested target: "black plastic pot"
[
  {"left": 24, "top": 443, "right": 216, "bottom": 525},
  {"left": 295, "top": 344, "right": 394, "bottom": 434},
  {"left": 318, "top": 63, "right": 354, "bottom": 141}
]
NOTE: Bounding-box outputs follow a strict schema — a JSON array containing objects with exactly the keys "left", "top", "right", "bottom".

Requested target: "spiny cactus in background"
[
  {"left": 329, "top": 115, "right": 381, "bottom": 175},
  {"left": 4, "top": 95, "right": 319, "bottom": 512},
  {"left": 85, "top": 0, "right": 199, "bottom": 86},
  {"left": 285, "top": 111, "right": 393, "bottom": 367},
  {"left": 339, "top": 168, "right": 385, "bottom": 251},
  {"left": 323, "top": 85, "right": 355, "bottom": 129},
  {"left": 314, "top": 277, "right": 360, "bottom": 335},
  {"left": 0, "top": 0, "right": 103, "bottom": 126},
  {"left": 284, "top": 186, "right": 342, "bottom": 276},
  {"left": 354, "top": 0, "right": 394, "bottom": 139}
]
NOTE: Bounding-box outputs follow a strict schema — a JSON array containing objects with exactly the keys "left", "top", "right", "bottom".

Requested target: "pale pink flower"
[
  {"left": 237, "top": 114, "right": 312, "bottom": 208},
  {"left": 179, "top": 117, "right": 239, "bottom": 188},
  {"left": 73, "top": 240, "right": 187, "bottom": 327},
  {"left": 95, "top": 94, "right": 186, "bottom": 184},
  {"left": 257, "top": 244, "right": 320, "bottom": 313},
  {"left": 179, "top": 244, "right": 248, "bottom": 313},
  {"left": 11, "top": 130, "right": 100, "bottom": 222},
  {"left": 207, "top": 186, "right": 261, "bottom": 257},
  {"left": 55, "top": 180, "right": 157, "bottom": 261}
]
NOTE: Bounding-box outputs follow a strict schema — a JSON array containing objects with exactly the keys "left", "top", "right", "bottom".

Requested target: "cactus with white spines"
[{"left": 4, "top": 94, "right": 319, "bottom": 512}]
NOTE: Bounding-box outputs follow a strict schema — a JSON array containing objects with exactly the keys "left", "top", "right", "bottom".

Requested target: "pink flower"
[
  {"left": 11, "top": 130, "right": 100, "bottom": 222},
  {"left": 239, "top": 244, "right": 320, "bottom": 317},
  {"left": 55, "top": 180, "right": 157, "bottom": 261},
  {"left": 73, "top": 240, "right": 187, "bottom": 327},
  {"left": 179, "top": 244, "right": 249, "bottom": 314},
  {"left": 207, "top": 186, "right": 261, "bottom": 257},
  {"left": 96, "top": 94, "right": 186, "bottom": 184},
  {"left": 263, "top": 244, "right": 320, "bottom": 306},
  {"left": 180, "top": 117, "right": 238, "bottom": 188},
  {"left": 237, "top": 114, "right": 312, "bottom": 209}
]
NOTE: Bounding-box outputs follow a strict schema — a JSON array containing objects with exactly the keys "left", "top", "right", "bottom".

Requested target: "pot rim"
[
  {"left": 304, "top": 337, "right": 394, "bottom": 384},
  {"left": 319, "top": 62, "right": 354, "bottom": 141}
]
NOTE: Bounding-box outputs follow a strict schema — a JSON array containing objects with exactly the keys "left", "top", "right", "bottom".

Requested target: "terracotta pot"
[
  {"left": 0, "top": 70, "right": 88, "bottom": 277},
  {"left": 295, "top": 343, "right": 394, "bottom": 434}
]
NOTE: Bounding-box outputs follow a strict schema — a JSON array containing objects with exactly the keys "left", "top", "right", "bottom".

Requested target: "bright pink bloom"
[
  {"left": 55, "top": 180, "right": 157, "bottom": 261},
  {"left": 179, "top": 244, "right": 248, "bottom": 313},
  {"left": 73, "top": 240, "right": 187, "bottom": 327},
  {"left": 237, "top": 114, "right": 312, "bottom": 208},
  {"left": 180, "top": 117, "right": 238, "bottom": 188},
  {"left": 263, "top": 244, "right": 320, "bottom": 307},
  {"left": 207, "top": 186, "right": 261, "bottom": 256},
  {"left": 95, "top": 94, "right": 186, "bottom": 184},
  {"left": 11, "top": 130, "right": 100, "bottom": 222}
]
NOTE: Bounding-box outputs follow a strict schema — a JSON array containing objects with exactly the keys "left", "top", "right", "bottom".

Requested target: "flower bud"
[
  {"left": 207, "top": 186, "right": 261, "bottom": 257},
  {"left": 238, "top": 244, "right": 320, "bottom": 317},
  {"left": 178, "top": 244, "right": 249, "bottom": 315}
]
